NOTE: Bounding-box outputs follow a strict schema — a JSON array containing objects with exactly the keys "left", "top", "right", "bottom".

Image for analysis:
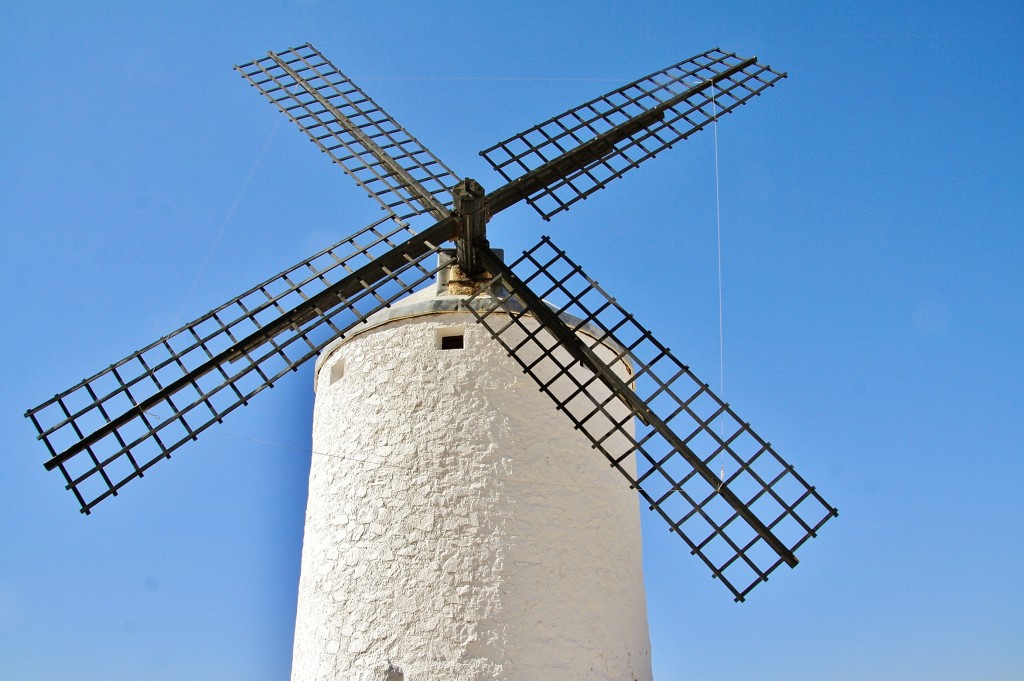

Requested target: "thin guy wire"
[
  {"left": 712, "top": 81, "right": 726, "bottom": 488},
  {"left": 173, "top": 117, "right": 282, "bottom": 325}
]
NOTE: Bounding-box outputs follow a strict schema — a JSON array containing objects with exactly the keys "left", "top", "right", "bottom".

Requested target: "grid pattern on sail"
[
  {"left": 236, "top": 43, "right": 461, "bottom": 222},
  {"left": 465, "top": 238, "right": 837, "bottom": 600},
  {"left": 26, "top": 217, "right": 450, "bottom": 514},
  {"left": 480, "top": 49, "right": 785, "bottom": 221}
]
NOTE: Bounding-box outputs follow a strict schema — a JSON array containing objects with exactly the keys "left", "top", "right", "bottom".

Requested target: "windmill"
[{"left": 26, "top": 44, "right": 837, "bottom": 680}]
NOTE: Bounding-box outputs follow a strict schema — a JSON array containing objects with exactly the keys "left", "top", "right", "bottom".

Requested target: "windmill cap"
[{"left": 313, "top": 281, "right": 624, "bottom": 384}]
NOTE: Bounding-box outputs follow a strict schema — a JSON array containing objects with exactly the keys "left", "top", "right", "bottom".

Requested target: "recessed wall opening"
[
  {"left": 441, "top": 335, "right": 464, "bottom": 350},
  {"left": 329, "top": 358, "right": 345, "bottom": 384},
  {"left": 436, "top": 328, "right": 465, "bottom": 350}
]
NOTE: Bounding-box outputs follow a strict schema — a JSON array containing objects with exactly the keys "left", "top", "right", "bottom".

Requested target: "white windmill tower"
[
  {"left": 296, "top": 272, "right": 651, "bottom": 680},
  {"left": 26, "top": 44, "right": 837, "bottom": 681}
]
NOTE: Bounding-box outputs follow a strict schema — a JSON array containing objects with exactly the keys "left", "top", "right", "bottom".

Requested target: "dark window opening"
[{"left": 440, "top": 334, "right": 464, "bottom": 350}]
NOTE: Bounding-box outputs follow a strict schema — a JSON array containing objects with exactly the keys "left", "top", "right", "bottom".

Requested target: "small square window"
[
  {"left": 440, "top": 334, "right": 464, "bottom": 350},
  {"left": 329, "top": 358, "right": 345, "bottom": 384},
  {"left": 436, "top": 328, "right": 465, "bottom": 350}
]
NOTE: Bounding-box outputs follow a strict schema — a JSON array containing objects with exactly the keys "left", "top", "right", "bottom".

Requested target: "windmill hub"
[{"left": 452, "top": 178, "right": 490, "bottom": 275}]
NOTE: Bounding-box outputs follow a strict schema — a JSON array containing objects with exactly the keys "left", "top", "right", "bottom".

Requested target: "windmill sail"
[
  {"left": 236, "top": 43, "right": 461, "bottom": 222},
  {"left": 466, "top": 240, "right": 837, "bottom": 600},
  {"left": 27, "top": 44, "right": 832, "bottom": 603},
  {"left": 480, "top": 48, "right": 785, "bottom": 221},
  {"left": 26, "top": 217, "right": 455, "bottom": 513}
]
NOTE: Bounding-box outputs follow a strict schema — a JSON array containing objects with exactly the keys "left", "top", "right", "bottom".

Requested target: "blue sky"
[{"left": 2, "top": 1, "right": 1021, "bottom": 679}]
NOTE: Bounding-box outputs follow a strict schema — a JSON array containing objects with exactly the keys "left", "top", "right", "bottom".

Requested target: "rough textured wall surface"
[{"left": 293, "top": 292, "right": 652, "bottom": 681}]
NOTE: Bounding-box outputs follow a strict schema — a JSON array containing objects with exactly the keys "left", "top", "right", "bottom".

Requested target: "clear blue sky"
[{"left": 2, "top": 1, "right": 1021, "bottom": 680}]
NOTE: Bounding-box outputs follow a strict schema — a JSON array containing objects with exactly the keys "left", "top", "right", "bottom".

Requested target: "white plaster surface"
[{"left": 293, "top": 289, "right": 652, "bottom": 681}]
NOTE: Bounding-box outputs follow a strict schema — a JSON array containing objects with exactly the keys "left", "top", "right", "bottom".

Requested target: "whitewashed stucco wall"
[{"left": 293, "top": 295, "right": 652, "bottom": 681}]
